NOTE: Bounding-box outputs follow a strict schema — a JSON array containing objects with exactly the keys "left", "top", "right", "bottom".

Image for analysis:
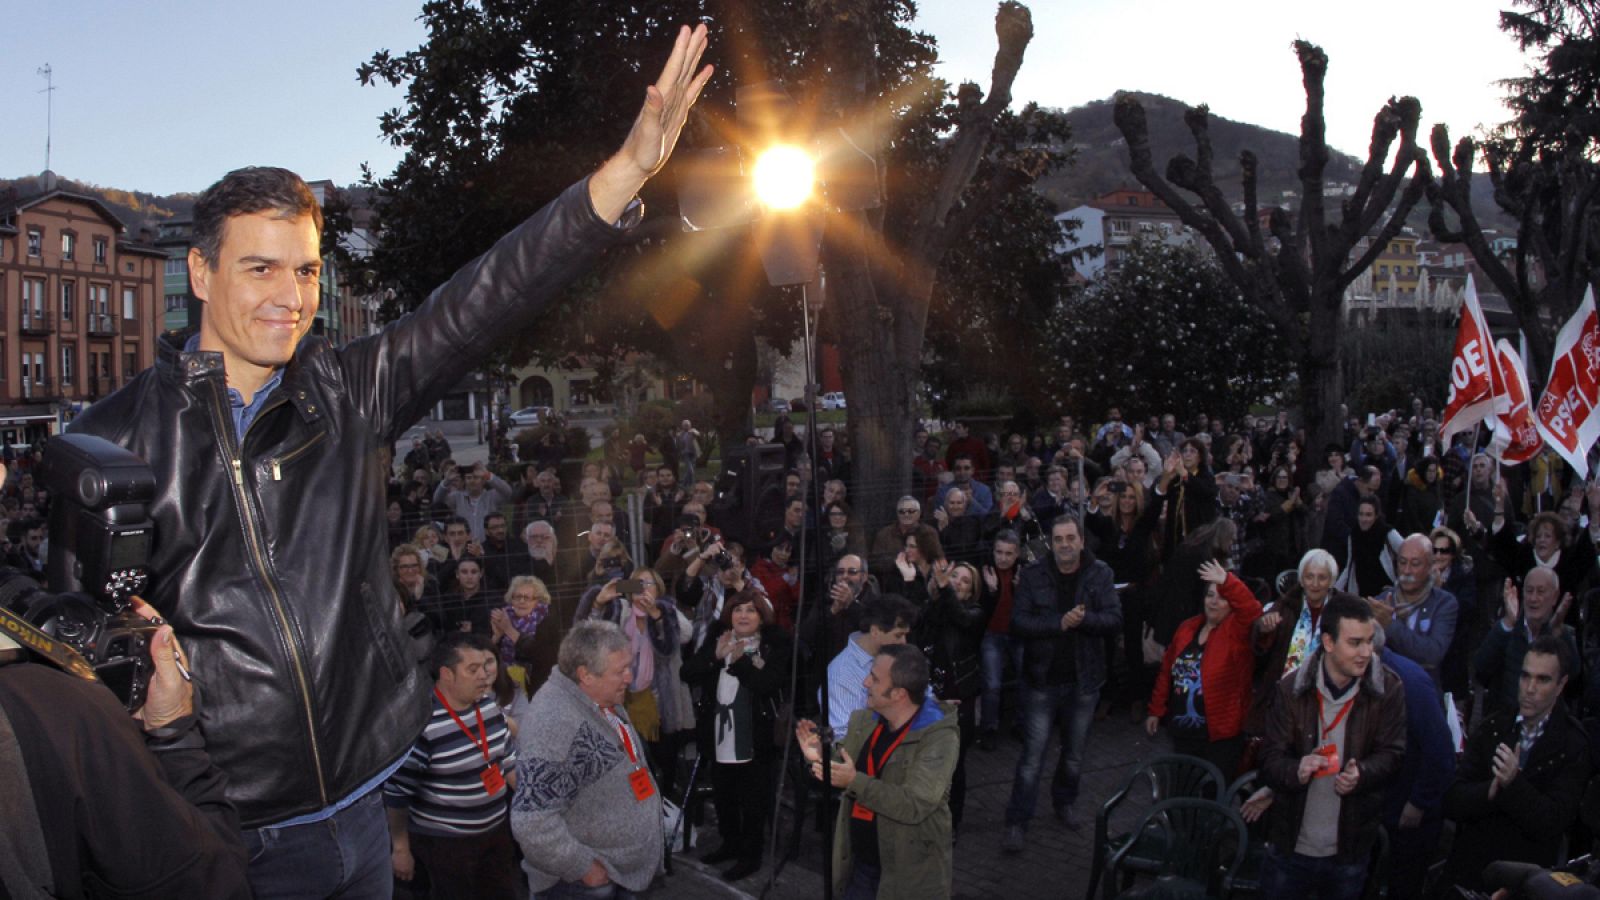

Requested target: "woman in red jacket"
[{"left": 1145, "top": 560, "right": 1263, "bottom": 778}]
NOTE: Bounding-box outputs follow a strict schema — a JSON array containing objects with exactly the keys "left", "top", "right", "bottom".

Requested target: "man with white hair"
[
  {"left": 1370, "top": 534, "right": 1458, "bottom": 688},
  {"left": 513, "top": 621, "right": 661, "bottom": 897},
  {"left": 1474, "top": 566, "right": 1580, "bottom": 717}
]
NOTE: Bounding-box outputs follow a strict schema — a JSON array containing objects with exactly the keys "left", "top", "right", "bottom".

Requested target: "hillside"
[
  {"left": 0, "top": 172, "right": 193, "bottom": 234},
  {"left": 1040, "top": 92, "right": 1514, "bottom": 234},
  {"left": 1040, "top": 92, "right": 1361, "bottom": 208},
  {"left": 5, "top": 91, "right": 1511, "bottom": 240}
]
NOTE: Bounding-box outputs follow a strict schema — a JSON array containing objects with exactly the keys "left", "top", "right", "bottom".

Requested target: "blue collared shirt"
[{"left": 182, "top": 333, "right": 284, "bottom": 438}]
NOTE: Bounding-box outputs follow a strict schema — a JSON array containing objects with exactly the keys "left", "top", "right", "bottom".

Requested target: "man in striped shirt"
[{"left": 386, "top": 632, "right": 518, "bottom": 898}]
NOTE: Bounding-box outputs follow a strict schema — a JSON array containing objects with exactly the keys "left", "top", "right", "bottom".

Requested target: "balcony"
[
  {"left": 19, "top": 311, "right": 55, "bottom": 335},
  {"left": 88, "top": 313, "right": 117, "bottom": 337},
  {"left": 89, "top": 375, "right": 128, "bottom": 398},
  {"left": 20, "top": 378, "right": 52, "bottom": 401}
]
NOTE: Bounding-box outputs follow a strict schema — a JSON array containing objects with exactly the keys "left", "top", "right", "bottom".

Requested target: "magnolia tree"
[{"left": 1044, "top": 240, "right": 1293, "bottom": 421}]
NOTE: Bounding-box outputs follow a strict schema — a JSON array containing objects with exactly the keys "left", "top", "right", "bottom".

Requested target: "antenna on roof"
[{"left": 37, "top": 64, "right": 56, "bottom": 174}]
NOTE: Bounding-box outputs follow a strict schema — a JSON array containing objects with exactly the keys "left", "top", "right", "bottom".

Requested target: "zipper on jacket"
[
  {"left": 270, "top": 432, "right": 326, "bottom": 481},
  {"left": 212, "top": 386, "right": 329, "bottom": 807}
]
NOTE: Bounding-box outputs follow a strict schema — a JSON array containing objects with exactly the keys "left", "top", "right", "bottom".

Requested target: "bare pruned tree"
[
  {"left": 817, "top": 0, "right": 1053, "bottom": 526},
  {"left": 1113, "top": 41, "right": 1430, "bottom": 448}
]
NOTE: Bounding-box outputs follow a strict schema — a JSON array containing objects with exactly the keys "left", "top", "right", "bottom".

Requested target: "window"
[
  {"left": 26, "top": 230, "right": 41, "bottom": 257},
  {"left": 22, "top": 279, "right": 44, "bottom": 316},
  {"left": 124, "top": 349, "right": 138, "bottom": 378},
  {"left": 90, "top": 284, "right": 109, "bottom": 316},
  {"left": 25, "top": 352, "right": 44, "bottom": 395},
  {"left": 60, "top": 281, "right": 74, "bottom": 321},
  {"left": 0, "top": 339, "right": 7, "bottom": 381},
  {"left": 123, "top": 287, "right": 136, "bottom": 320},
  {"left": 165, "top": 257, "right": 187, "bottom": 276},
  {"left": 165, "top": 294, "right": 186, "bottom": 312},
  {"left": 93, "top": 237, "right": 107, "bottom": 264},
  {"left": 1109, "top": 219, "right": 1131, "bottom": 235},
  {"left": 61, "top": 232, "right": 76, "bottom": 261},
  {"left": 61, "top": 345, "right": 74, "bottom": 388}
]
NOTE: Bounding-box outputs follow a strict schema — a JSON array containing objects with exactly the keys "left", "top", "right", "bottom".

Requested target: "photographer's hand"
[{"left": 129, "top": 597, "right": 193, "bottom": 731}]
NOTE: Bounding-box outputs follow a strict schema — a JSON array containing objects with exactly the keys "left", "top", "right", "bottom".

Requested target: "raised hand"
[
  {"left": 591, "top": 24, "right": 714, "bottom": 220},
  {"left": 1197, "top": 560, "right": 1227, "bottom": 585},
  {"left": 1501, "top": 578, "right": 1520, "bottom": 628}
]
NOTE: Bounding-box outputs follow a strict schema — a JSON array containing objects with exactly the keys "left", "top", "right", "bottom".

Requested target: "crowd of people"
[{"left": 377, "top": 398, "right": 1600, "bottom": 898}]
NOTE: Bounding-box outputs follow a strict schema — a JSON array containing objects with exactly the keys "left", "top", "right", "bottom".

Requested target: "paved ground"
[{"left": 650, "top": 702, "right": 1170, "bottom": 900}]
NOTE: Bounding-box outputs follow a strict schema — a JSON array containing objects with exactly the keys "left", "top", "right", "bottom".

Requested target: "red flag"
[
  {"left": 1533, "top": 287, "right": 1600, "bottom": 479},
  {"left": 1489, "top": 339, "right": 1542, "bottom": 464},
  {"left": 1440, "top": 277, "right": 1506, "bottom": 441}
]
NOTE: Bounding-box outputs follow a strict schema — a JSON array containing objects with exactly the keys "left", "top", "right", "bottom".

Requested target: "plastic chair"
[
  {"left": 1103, "top": 797, "right": 1249, "bottom": 900},
  {"left": 1086, "top": 753, "right": 1227, "bottom": 900},
  {"left": 1221, "top": 770, "right": 1268, "bottom": 897}
]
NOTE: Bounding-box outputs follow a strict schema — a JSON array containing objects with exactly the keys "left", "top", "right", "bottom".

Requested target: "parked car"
[
  {"left": 508, "top": 405, "right": 553, "bottom": 427},
  {"left": 821, "top": 392, "right": 847, "bottom": 410},
  {"left": 769, "top": 398, "right": 790, "bottom": 415}
]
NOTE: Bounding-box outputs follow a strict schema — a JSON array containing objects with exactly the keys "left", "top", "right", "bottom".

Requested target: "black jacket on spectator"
[
  {"left": 1009, "top": 550, "right": 1122, "bottom": 689},
  {"left": 1441, "top": 701, "right": 1592, "bottom": 888}
]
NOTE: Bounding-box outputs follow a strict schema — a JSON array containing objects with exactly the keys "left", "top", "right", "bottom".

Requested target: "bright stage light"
[{"left": 752, "top": 145, "right": 815, "bottom": 211}]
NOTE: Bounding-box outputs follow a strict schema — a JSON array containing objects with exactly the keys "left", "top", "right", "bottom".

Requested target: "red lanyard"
[
  {"left": 435, "top": 688, "right": 491, "bottom": 762},
  {"left": 606, "top": 708, "right": 639, "bottom": 764},
  {"left": 1316, "top": 689, "right": 1354, "bottom": 741},
  {"left": 865, "top": 721, "right": 910, "bottom": 776}
]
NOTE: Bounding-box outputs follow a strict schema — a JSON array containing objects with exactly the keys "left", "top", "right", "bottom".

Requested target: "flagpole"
[{"left": 1464, "top": 425, "right": 1481, "bottom": 519}]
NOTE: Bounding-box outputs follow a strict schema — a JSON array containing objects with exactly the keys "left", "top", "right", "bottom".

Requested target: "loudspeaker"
[{"left": 711, "top": 443, "right": 787, "bottom": 546}]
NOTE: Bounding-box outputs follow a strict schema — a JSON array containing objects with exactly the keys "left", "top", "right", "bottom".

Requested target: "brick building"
[{"left": 0, "top": 177, "right": 163, "bottom": 443}]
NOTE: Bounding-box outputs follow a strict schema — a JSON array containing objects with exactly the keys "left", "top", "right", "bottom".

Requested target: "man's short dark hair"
[
  {"left": 484, "top": 512, "right": 507, "bottom": 527},
  {"left": 8, "top": 517, "right": 43, "bottom": 543},
  {"left": 877, "top": 643, "right": 930, "bottom": 706},
  {"left": 1527, "top": 634, "right": 1575, "bottom": 680},
  {"left": 444, "top": 516, "right": 470, "bottom": 533},
  {"left": 430, "top": 631, "right": 491, "bottom": 680},
  {"left": 951, "top": 453, "right": 974, "bottom": 465},
  {"left": 192, "top": 167, "right": 323, "bottom": 268},
  {"left": 993, "top": 529, "right": 1021, "bottom": 548},
  {"left": 1320, "top": 594, "right": 1375, "bottom": 640},
  {"left": 1051, "top": 514, "right": 1082, "bottom": 536},
  {"left": 859, "top": 594, "right": 918, "bottom": 634}
]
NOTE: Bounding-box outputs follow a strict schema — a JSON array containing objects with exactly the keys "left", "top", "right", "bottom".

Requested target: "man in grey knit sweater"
[{"left": 513, "top": 620, "right": 662, "bottom": 898}]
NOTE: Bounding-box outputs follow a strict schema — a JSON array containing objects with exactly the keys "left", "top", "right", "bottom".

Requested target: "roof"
[{"left": 7, "top": 190, "right": 130, "bottom": 233}]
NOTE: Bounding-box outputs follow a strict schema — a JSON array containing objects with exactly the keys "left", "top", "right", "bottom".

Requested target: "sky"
[{"left": 0, "top": 0, "right": 1533, "bottom": 198}]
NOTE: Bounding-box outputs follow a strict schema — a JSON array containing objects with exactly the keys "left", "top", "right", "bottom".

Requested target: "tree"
[
  {"left": 1427, "top": 0, "right": 1600, "bottom": 380},
  {"left": 360, "top": 0, "right": 1065, "bottom": 527},
  {"left": 814, "top": 0, "right": 1059, "bottom": 524},
  {"left": 1113, "top": 42, "right": 1431, "bottom": 451},
  {"left": 357, "top": 0, "right": 794, "bottom": 450},
  {"left": 922, "top": 159, "right": 1075, "bottom": 419},
  {"left": 1043, "top": 240, "right": 1293, "bottom": 422}
]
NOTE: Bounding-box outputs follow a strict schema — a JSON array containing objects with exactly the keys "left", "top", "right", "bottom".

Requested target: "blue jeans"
[
  {"left": 243, "top": 788, "right": 392, "bottom": 900},
  {"left": 841, "top": 861, "right": 881, "bottom": 900},
  {"left": 1004, "top": 681, "right": 1099, "bottom": 826},
  {"left": 979, "top": 631, "right": 1022, "bottom": 733},
  {"left": 1258, "top": 846, "right": 1368, "bottom": 900}
]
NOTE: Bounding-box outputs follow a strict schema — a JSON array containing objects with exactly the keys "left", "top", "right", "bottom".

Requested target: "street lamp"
[
  {"left": 752, "top": 144, "right": 816, "bottom": 211},
  {"left": 674, "top": 87, "right": 880, "bottom": 900}
]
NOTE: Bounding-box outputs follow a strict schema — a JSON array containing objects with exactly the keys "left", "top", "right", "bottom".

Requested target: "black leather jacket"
[{"left": 69, "top": 178, "right": 633, "bottom": 827}]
